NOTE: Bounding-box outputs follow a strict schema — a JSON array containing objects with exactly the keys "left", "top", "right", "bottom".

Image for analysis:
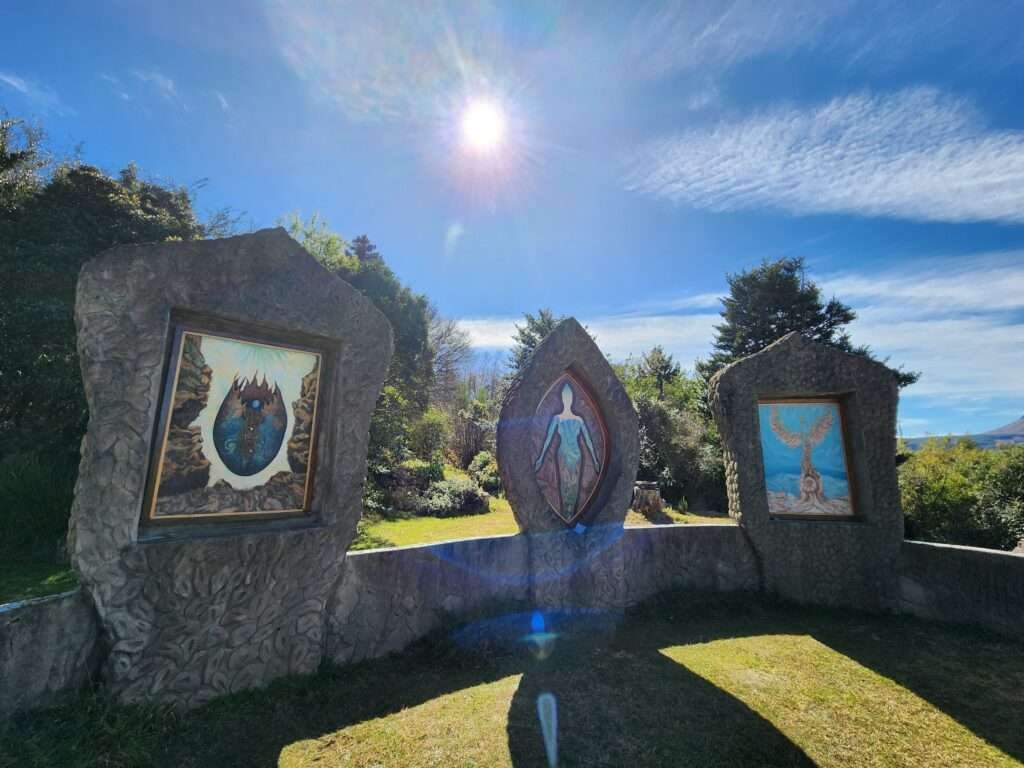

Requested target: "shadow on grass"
[{"left": 4, "top": 592, "right": 1023, "bottom": 767}]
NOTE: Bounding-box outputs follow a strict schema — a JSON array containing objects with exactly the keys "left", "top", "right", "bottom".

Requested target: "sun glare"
[{"left": 461, "top": 99, "right": 506, "bottom": 153}]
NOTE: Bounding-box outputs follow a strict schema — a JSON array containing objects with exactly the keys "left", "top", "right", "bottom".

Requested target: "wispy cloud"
[
  {"left": 626, "top": 87, "right": 1024, "bottom": 224},
  {"left": 213, "top": 90, "right": 230, "bottom": 112},
  {"left": 100, "top": 73, "right": 132, "bottom": 102},
  {"left": 459, "top": 250, "right": 1024, "bottom": 433},
  {"left": 0, "top": 71, "right": 73, "bottom": 115},
  {"left": 623, "top": 1, "right": 1024, "bottom": 80},
  {"left": 624, "top": 0, "right": 841, "bottom": 79},
  {"left": 133, "top": 69, "right": 180, "bottom": 107}
]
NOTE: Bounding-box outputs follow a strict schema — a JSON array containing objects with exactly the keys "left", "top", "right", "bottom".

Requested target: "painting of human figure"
[
  {"left": 757, "top": 399, "right": 855, "bottom": 518},
  {"left": 146, "top": 329, "right": 322, "bottom": 522},
  {"left": 532, "top": 372, "right": 607, "bottom": 524}
]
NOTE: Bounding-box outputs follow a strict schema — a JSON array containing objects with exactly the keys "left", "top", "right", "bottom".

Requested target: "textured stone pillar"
[
  {"left": 709, "top": 332, "right": 903, "bottom": 611},
  {"left": 70, "top": 229, "right": 392, "bottom": 707},
  {"left": 496, "top": 319, "right": 639, "bottom": 610}
]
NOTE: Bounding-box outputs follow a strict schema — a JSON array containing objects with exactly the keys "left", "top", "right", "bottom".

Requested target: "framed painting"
[
  {"left": 757, "top": 398, "right": 856, "bottom": 519},
  {"left": 531, "top": 371, "right": 608, "bottom": 525},
  {"left": 143, "top": 326, "right": 324, "bottom": 524}
]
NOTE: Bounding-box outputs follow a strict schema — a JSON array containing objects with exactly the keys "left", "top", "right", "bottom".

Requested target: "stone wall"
[
  {"left": 327, "top": 524, "right": 758, "bottom": 665},
  {"left": 899, "top": 540, "right": 1024, "bottom": 637},
  {"left": 0, "top": 589, "right": 101, "bottom": 718}
]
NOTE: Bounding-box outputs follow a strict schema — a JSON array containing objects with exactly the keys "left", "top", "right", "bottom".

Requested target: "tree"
[
  {"left": 281, "top": 213, "right": 435, "bottom": 413},
  {"left": 426, "top": 303, "right": 472, "bottom": 408},
  {"left": 1, "top": 126, "right": 220, "bottom": 459},
  {"left": 509, "top": 308, "right": 565, "bottom": 374},
  {"left": 696, "top": 257, "right": 918, "bottom": 389},
  {"left": 639, "top": 345, "right": 681, "bottom": 400}
]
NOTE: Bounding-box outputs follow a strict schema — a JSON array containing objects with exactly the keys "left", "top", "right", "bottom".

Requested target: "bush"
[
  {"left": 408, "top": 407, "right": 451, "bottom": 463},
  {"left": 417, "top": 476, "right": 489, "bottom": 518},
  {"left": 468, "top": 451, "right": 501, "bottom": 494},
  {"left": 0, "top": 452, "right": 76, "bottom": 562},
  {"left": 900, "top": 439, "right": 1021, "bottom": 550}
]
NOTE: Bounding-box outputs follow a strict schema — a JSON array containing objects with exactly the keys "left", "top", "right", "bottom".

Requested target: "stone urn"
[{"left": 632, "top": 480, "right": 664, "bottom": 516}]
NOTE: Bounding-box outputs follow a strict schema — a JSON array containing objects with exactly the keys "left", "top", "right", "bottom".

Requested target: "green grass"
[
  {"left": 0, "top": 560, "right": 77, "bottom": 604},
  {"left": 354, "top": 496, "right": 734, "bottom": 551},
  {"left": 4, "top": 591, "right": 1022, "bottom": 768}
]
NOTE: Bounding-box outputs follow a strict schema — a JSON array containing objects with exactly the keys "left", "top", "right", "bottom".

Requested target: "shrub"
[
  {"left": 408, "top": 407, "right": 451, "bottom": 463},
  {"left": 468, "top": 450, "right": 501, "bottom": 494},
  {"left": 899, "top": 439, "right": 1020, "bottom": 550},
  {"left": 418, "top": 476, "right": 489, "bottom": 518},
  {"left": 0, "top": 452, "right": 76, "bottom": 562}
]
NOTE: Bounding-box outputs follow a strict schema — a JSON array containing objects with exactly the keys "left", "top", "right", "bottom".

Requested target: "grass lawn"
[
  {"left": 4, "top": 591, "right": 1022, "bottom": 767},
  {"left": 354, "top": 497, "right": 733, "bottom": 550},
  {"left": 0, "top": 559, "right": 77, "bottom": 604}
]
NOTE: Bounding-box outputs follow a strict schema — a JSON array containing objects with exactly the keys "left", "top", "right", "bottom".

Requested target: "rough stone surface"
[
  {"left": 326, "top": 525, "right": 757, "bottom": 665},
  {"left": 0, "top": 589, "right": 101, "bottom": 718},
  {"left": 899, "top": 540, "right": 1024, "bottom": 638},
  {"left": 710, "top": 332, "right": 903, "bottom": 611},
  {"left": 70, "top": 228, "right": 392, "bottom": 707},
  {"left": 497, "top": 319, "right": 639, "bottom": 534},
  {"left": 496, "top": 319, "right": 639, "bottom": 609}
]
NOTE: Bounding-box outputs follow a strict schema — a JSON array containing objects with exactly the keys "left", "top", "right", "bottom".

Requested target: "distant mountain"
[{"left": 904, "top": 415, "right": 1024, "bottom": 450}]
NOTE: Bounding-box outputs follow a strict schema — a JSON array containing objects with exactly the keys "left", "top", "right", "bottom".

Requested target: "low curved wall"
[
  {"left": 0, "top": 588, "right": 101, "bottom": 719},
  {"left": 326, "top": 524, "right": 759, "bottom": 665},
  {"left": 899, "top": 540, "right": 1024, "bottom": 637}
]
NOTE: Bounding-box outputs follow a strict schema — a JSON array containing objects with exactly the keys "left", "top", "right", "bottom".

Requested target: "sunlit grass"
[
  {"left": 6, "top": 592, "right": 1021, "bottom": 768},
  {"left": 354, "top": 496, "right": 733, "bottom": 551}
]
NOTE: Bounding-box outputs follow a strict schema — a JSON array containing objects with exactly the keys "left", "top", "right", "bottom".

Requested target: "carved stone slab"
[
  {"left": 69, "top": 228, "right": 392, "bottom": 706},
  {"left": 709, "top": 332, "right": 903, "bottom": 611},
  {"left": 497, "top": 318, "right": 638, "bottom": 534},
  {"left": 497, "top": 319, "right": 638, "bottom": 610}
]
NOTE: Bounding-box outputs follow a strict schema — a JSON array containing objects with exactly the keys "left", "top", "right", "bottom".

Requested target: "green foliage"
[
  {"left": 408, "top": 407, "right": 451, "bottom": 463},
  {"left": 449, "top": 379, "right": 498, "bottom": 467},
  {"left": 399, "top": 457, "right": 445, "bottom": 486},
  {"left": 509, "top": 308, "right": 565, "bottom": 374},
  {"left": 900, "top": 439, "right": 1023, "bottom": 550},
  {"left": 366, "top": 385, "right": 410, "bottom": 472},
  {"left": 281, "top": 213, "right": 434, "bottom": 415},
  {"left": 695, "top": 257, "right": 918, "bottom": 392},
  {"left": 468, "top": 450, "right": 501, "bottom": 494},
  {"left": 0, "top": 123, "right": 217, "bottom": 459},
  {"left": 632, "top": 392, "right": 725, "bottom": 510},
  {"left": 0, "top": 453, "right": 76, "bottom": 562},
  {"left": 418, "top": 475, "right": 490, "bottom": 518}
]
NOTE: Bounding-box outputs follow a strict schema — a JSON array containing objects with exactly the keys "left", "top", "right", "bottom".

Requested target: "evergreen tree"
[
  {"left": 509, "top": 308, "right": 565, "bottom": 374},
  {"left": 696, "top": 257, "right": 918, "bottom": 389},
  {"left": 347, "top": 234, "right": 381, "bottom": 264},
  {"left": 639, "top": 345, "right": 681, "bottom": 400}
]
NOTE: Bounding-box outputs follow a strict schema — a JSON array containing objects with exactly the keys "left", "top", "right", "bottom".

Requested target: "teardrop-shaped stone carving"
[{"left": 497, "top": 318, "right": 638, "bottom": 532}]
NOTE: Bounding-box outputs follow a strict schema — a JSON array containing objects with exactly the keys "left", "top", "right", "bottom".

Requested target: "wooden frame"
[
  {"left": 140, "top": 316, "right": 331, "bottom": 527},
  {"left": 757, "top": 396, "right": 859, "bottom": 521}
]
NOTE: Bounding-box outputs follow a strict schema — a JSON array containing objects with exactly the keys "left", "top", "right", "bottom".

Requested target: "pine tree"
[{"left": 696, "top": 257, "right": 918, "bottom": 389}]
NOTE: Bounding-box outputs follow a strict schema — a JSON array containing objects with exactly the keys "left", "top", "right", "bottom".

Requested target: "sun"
[{"left": 461, "top": 99, "right": 506, "bottom": 154}]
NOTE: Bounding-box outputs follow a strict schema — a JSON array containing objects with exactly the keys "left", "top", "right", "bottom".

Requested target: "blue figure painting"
[
  {"left": 532, "top": 375, "right": 606, "bottom": 523},
  {"left": 758, "top": 400, "right": 854, "bottom": 517}
]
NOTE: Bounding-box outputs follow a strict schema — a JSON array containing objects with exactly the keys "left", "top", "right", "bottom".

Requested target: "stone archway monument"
[
  {"left": 497, "top": 319, "right": 639, "bottom": 608},
  {"left": 70, "top": 229, "right": 392, "bottom": 707}
]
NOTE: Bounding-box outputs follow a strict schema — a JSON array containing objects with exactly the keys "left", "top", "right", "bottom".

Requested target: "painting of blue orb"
[
  {"left": 146, "top": 329, "right": 322, "bottom": 522},
  {"left": 212, "top": 375, "right": 288, "bottom": 476}
]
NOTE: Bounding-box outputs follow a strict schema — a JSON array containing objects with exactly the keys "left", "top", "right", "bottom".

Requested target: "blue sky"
[{"left": 3, "top": 0, "right": 1024, "bottom": 437}]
